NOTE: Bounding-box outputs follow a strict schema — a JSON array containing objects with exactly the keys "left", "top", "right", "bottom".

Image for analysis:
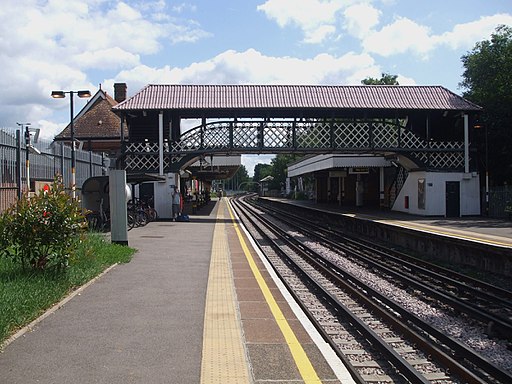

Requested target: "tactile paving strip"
[{"left": 200, "top": 199, "right": 250, "bottom": 384}]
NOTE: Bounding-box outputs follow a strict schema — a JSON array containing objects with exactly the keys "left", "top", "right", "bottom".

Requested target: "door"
[
  {"left": 445, "top": 181, "right": 460, "bottom": 217},
  {"left": 329, "top": 177, "right": 339, "bottom": 204},
  {"left": 140, "top": 182, "right": 155, "bottom": 207}
]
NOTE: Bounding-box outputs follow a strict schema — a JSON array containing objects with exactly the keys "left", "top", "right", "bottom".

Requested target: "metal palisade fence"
[{"left": 0, "top": 127, "right": 106, "bottom": 213}]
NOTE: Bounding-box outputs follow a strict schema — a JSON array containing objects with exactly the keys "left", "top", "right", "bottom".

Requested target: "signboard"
[
  {"left": 329, "top": 171, "right": 347, "bottom": 177},
  {"left": 349, "top": 167, "right": 369, "bottom": 174},
  {"left": 33, "top": 180, "right": 53, "bottom": 194}
]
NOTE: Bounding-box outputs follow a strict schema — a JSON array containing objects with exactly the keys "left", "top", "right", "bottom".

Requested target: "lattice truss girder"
[
  {"left": 125, "top": 142, "right": 170, "bottom": 171},
  {"left": 124, "top": 120, "right": 466, "bottom": 171}
]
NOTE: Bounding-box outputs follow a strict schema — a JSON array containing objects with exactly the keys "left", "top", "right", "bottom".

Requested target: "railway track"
[
  {"left": 230, "top": 195, "right": 512, "bottom": 383},
  {"left": 253, "top": 197, "right": 512, "bottom": 340}
]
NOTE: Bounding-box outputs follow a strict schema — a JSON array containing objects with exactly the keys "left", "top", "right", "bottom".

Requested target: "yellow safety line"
[{"left": 227, "top": 201, "right": 322, "bottom": 384}]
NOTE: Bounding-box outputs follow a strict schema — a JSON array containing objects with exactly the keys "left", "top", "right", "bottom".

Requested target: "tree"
[
  {"left": 253, "top": 163, "right": 272, "bottom": 183},
  {"left": 226, "top": 165, "right": 250, "bottom": 190},
  {"left": 361, "top": 73, "right": 399, "bottom": 85},
  {"left": 269, "top": 154, "right": 303, "bottom": 190},
  {"left": 460, "top": 25, "right": 512, "bottom": 185}
]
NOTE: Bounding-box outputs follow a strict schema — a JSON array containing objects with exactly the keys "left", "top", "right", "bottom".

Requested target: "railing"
[
  {"left": 123, "top": 119, "right": 466, "bottom": 172},
  {"left": 0, "top": 128, "right": 105, "bottom": 212}
]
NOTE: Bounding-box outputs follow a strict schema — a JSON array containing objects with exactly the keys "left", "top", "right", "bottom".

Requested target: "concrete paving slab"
[{"left": 0, "top": 208, "right": 217, "bottom": 384}]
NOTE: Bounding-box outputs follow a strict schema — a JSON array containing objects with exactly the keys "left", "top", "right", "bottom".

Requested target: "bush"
[
  {"left": 0, "top": 232, "right": 134, "bottom": 343},
  {"left": 0, "top": 176, "right": 87, "bottom": 271}
]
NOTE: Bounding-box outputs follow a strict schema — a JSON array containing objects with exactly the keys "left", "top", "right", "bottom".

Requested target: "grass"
[{"left": 0, "top": 233, "right": 135, "bottom": 345}]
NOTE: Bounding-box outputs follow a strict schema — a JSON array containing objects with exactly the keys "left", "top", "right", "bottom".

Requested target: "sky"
[{"left": 1, "top": 0, "right": 511, "bottom": 175}]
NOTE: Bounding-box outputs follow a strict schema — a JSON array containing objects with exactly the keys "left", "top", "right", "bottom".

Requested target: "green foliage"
[
  {"left": 234, "top": 164, "right": 251, "bottom": 189},
  {"left": 223, "top": 165, "right": 251, "bottom": 191},
  {"left": 269, "top": 154, "right": 304, "bottom": 190},
  {"left": 0, "top": 176, "right": 87, "bottom": 271},
  {"left": 0, "top": 232, "right": 134, "bottom": 343},
  {"left": 250, "top": 155, "right": 304, "bottom": 193},
  {"left": 253, "top": 163, "right": 272, "bottom": 183},
  {"left": 361, "top": 73, "right": 399, "bottom": 85},
  {"left": 460, "top": 25, "right": 512, "bottom": 185}
]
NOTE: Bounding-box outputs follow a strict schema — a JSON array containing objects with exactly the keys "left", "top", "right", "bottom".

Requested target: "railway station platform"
[
  {"left": 0, "top": 198, "right": 351, "bottom": 384},
  {"left": 260, "top": 197, "right": 512, "bottom": 285},
  {"left": 263, "top": 197, "right": 512, "bottom": 248}
]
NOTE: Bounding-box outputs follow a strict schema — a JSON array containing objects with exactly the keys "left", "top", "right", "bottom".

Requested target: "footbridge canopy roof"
[{"left": 113, "top": 84, "right": 481, "bottom": 116}]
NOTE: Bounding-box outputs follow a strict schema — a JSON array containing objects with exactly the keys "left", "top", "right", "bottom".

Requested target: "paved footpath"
[{"left": 0, "top": 206, "right": 218, "bottom": 384}]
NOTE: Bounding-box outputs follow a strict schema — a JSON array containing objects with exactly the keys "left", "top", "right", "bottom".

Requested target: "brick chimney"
[{"left": 114, "top": 83, "right": 127, "bottom": 103}]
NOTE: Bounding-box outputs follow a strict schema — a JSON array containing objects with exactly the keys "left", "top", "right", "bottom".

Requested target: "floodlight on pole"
[
  {"left": 51, "top": 89, "right": 91, "bottom": 198},
  {"left": 16, "top": 122, "right": 31, "bottom": 193}
]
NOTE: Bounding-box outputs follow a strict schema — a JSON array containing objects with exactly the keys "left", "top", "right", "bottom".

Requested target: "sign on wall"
[{"left": 349, "top": 167, "right": 369, "bottom": 174}]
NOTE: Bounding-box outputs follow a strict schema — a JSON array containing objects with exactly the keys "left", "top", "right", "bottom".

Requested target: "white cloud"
[
  {"left": 437, "top": 14, "right": 512, "bottom": 50},
  {"left": 362, "top": 13, "right": 512, "bottom": 58},
  {"left": 396, "top": 74, "right": 416, "bottom": 85},
  {"left": 37, "top": 120, "right": 67, "bottom": 140},
  {"left": 73, "top": 48, "right": 141, "bottom": 69},
  {"left": 343, "top": 3, "right": 381, "bottom": 39},
  {"left": 0, "top": 0, "right": 210, "bottom": 134},
  {"left": 304, "top": 25, "right": 337, "bottom": 44},
  {"left": 363, "top": 16, "right": 433, "bottom": 57},
  {"left": 257, "top": 0, "right": 350, "bottom": 43},
  {"left": 110, "top": 48, "right": 380, "bottom": 88}
]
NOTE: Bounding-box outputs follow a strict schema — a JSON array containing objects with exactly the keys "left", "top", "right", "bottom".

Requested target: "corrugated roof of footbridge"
[{"left": 112, "top": 84, "right": 481, "bottom": 112}]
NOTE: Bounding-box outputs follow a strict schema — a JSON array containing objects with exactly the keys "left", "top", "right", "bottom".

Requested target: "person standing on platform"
[{"left": 171, "top": 186, "right": 181, "bottom": 221}]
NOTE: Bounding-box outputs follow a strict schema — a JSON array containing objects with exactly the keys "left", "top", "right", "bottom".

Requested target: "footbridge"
[{"left": 112, "top": 84, "right": 481, "bottom": 175}]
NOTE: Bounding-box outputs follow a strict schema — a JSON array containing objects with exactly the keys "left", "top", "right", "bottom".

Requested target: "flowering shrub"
[{"left": 0, "top": 176, "right": 87, "bottom": 271}]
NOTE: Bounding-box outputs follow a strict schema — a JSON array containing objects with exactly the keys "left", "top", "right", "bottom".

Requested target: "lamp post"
[
  {"left": 474, "top": 118, "right": 489, "bottom": 215},
  {"left": 16, "top": 122, "right": 31, "bottom": 193},
  {"left": 51, "top": 89, "right": 91, "bottom": 198},
  {"left": 484, "top": 124, "right": 489, "bottom": 215}
]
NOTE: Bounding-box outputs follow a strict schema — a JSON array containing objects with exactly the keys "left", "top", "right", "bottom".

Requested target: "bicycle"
[{"left": 127, "top": 198, "right": 149, "bottom": 228}]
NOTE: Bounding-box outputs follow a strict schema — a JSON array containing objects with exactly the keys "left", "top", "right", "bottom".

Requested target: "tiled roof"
[
  {"left": 113, "top": 84, "right": 481, "bottom": 111},
  {"left": 55, "top": 90, "right": 127, "bottom": 140}
]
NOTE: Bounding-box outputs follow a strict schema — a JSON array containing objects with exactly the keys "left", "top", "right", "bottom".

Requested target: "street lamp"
[{"left": 51, "top": 89, "right": 91, "bottom": 198}]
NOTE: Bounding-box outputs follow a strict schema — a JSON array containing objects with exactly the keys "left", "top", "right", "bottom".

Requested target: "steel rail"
[
  {"left": 239, "top": 196, "right": 512, "bottom": 383},
  {"left": 232, "top": 197, "right": 484, "bottom": 384},
  {"left": 229, "top": 199, "right": 367, "bottom": 384},
  {"left": 255, "top": 199, "right": 512, "bottom": 337},
  {"left": 258, "top": 198, "right": 512, "bottom": 301}
]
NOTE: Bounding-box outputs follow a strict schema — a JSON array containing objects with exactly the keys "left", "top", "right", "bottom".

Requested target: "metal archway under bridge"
[
  {"left": 114, "top": 84, "right": 481, "bottom": 176},
  {"left": 123, "top": 117, "right": 466, "bottom": 173}
]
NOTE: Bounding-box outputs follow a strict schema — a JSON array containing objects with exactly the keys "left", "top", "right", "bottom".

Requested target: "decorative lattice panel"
[
  {"left": 400, "top": 128, "right": 425, "bottom": 149},
  {"left": 125, "top": 119, "right": 467, "bottom": 171},
  {"left": 233, "top": 122, "right": 260, "bottom": 148},
  {"left": 295, "top": 121, "right": 331, "bottom": 148},
  {"left": 204, "top": 123, "right": 231, "bottom": 149},
  {"left": 334, "top": 121, "right": 370, "bottom": 149},
  {"left": 264, "top": 121, "right": 293, "bottom": 148},
  {"left": 126, "top": 154, "right": 159, "bottom": 171},
  {"left": 372, "top": 122, "right": 399, "bottom": 148},
  {"left": 173, "top": 127, "right": 201, "bottom": 151}
]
